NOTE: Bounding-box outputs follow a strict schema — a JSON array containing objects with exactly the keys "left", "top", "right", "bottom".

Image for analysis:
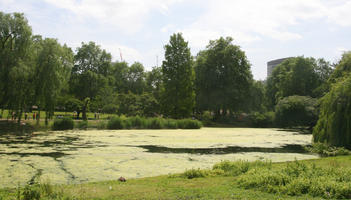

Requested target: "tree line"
[
  {"left": 0, "top": 12, "right": 255, "bottom": 123},
  {"left": 1, "top": 11, "right": 351, "bottom": 149}
]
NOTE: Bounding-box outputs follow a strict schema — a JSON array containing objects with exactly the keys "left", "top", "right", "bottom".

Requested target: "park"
[{"left": 1, "top": 9, "right": 351, "bottom": 200}]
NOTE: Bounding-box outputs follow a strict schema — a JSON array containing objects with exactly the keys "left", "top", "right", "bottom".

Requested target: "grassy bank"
[{"left": 2, "top": 156, "right": 351, "bottom": 199}]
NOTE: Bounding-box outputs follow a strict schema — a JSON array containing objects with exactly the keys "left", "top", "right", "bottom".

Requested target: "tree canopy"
[
  {"left": 195, "top": 37, "right": 252, "bottom": 117},
  {"left": 161, "top": 33, "right": 195, "bottom": 118}
]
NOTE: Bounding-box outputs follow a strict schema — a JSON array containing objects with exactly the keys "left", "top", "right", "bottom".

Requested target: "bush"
[
  {"left": 213, "top": 160, "right": 271, "bottom": 176},
  {"left": 237, "top": 160, "right": 351, "bottom": 199},
  {"left": 76, "top": 120, "right": 88, "bottom": 130},
  {"left": 129, "top": 116, "right": 145, "bottom": 129},
  {"left": 166, "top": 119, "right": 178, "bottom": 129},
  {"left": 107, "top": 116, "right": 125, "bottom": 129},
  {"left": 275, "top": 95, "right": 318, "bottom": 128},
  {"left": 52, "top": 118, "right": 74, "bottom": 130},
  {"left": 177, "top": 119, "right": 202, "bottom": 129},
  {"left": 97, "top": 121, "right": 107, "bottom": 129},
  {"left": 181, "top": 168, "right": 224, "bottom": 179},
  {"left": 305, "top": 143, "right": 351, "bottom": 157},
  {"left": 147, "top": 118, "right": 164, "bottom": 129},
  {"left": 250, "top": 112, "right": 274, "bottom": 128}
]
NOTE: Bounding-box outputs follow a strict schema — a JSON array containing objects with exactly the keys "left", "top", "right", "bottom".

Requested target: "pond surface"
[{"left": 0, "top": 128, "right": 318, "bottom": 188}]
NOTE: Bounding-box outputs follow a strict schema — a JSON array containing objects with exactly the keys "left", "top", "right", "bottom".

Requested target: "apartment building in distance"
[{"left": 267, "top": 57, "right": 292, "bottom": 77}]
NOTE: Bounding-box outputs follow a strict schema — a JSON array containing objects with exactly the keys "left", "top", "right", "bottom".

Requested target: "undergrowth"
[
  {"left": 107, "top": 116, "right": 202, "bottom": 130},
  {"left": 305, "top": 142, "right": 351, "bottom": 157}
]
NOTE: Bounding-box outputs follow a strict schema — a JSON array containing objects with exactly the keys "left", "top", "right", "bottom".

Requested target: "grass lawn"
[
  {"left": 2, "top": 156, "right": 351, "bottom": 199},
  {"left": 0, "top": 109, "right": 114, "bottom": 120}
]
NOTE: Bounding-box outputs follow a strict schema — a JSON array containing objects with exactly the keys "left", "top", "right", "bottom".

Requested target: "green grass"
[
  {"left": 0, "top": 109, "right": 114, "bottom": 120},
  {"left": 2, "top": 156, "right": 351, "bottom": 199}
]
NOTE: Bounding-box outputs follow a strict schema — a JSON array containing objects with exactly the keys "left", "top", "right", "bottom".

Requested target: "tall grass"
[{"left": 106, "top": 116, "right": 202, "bottom": 130}]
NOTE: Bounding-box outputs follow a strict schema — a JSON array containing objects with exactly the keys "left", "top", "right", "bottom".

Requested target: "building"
[{"left": 267, "top": 57, "right": 292, "bottom": 77}]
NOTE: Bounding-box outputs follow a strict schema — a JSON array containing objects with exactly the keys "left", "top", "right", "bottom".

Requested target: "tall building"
[{"left": 267, "top": 57, "right": 292, "bottom": 77}]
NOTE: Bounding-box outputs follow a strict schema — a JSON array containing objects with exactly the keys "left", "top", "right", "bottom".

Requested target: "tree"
[
  {"left": 69, "top": 42, "right": 111, "bottom": 120},
  {"left": 275, "top": 95, "right": 318, "bottom": 128},
  {"left": 195, "top": 37, "right": 252, "bottom": 118},
  {"left": 313, "top": 53, "right": 351, "bottom": 148},
  {"left": 33, "top": 38, "right": 73, "bottom": 123},
  {"left": 0, "top": 12, "right": 33, "bottom": 123},
  {"left": 126, "top": 62, "right": 146, "bottom": 94},
  {"left": 161, "top": 33, "right": 195, "bottom": 118},
  {"left": 266, "top": 57, "right": 333, "bottom": 108}
]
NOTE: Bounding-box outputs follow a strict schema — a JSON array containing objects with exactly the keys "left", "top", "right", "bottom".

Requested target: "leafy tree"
[
  {"left": 0, "top": 12, "right": 33, "bottom": 122},
  {"left": 313, "top": 53, "right": 351, "bottom": 148},
  {"left": 126, "top": 62, "right": 146, "bottom": 94},
  {"left": 275, "top": 95, "right": 318, "bottom": 128},
  {"left": 249, "top": 80, "right": 266, "bottom": 112},
  {"left": 33, "top": 38, "right": 73, "bottom": 123},
  {"left": 161, "top": 33, "right": 195, "bottom": 118},
  {"left": 69, "top": 42, "right": 111, "bottom": 120},
  {"left": 111, "top": 61, "right": 129, "bottom": 93},
  {"left": 195, "top": 37, "right": 252, "bottom": 118},
  {"left": 266, "top": 57, "right": 333, "bottom": 108}
]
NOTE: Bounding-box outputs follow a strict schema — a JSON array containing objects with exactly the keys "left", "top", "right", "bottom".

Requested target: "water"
[{"left": 0, "top": 128, "right": 318, "bottom": 188}]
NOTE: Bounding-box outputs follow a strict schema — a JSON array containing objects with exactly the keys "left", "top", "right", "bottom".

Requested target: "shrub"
[
  {"left": 97, "top": 121, "right": 107, "bottom": 129},
  {"left": 213, "top": 160, "right": 271, "bottom": 176},
  {"left": 76, "top": 120, "right": 88, "bottom": 130},
  {"left": 147, "top": 118, "right": 164, "bottom": 129},
  {"left": 166, "top": 119, "right": 178, "bottom": 129},
  {"left": 250, "top": 112, "right": 274, "bottom": 128},
  {"left": 275, "top": 95, "right": 318, "bottom": 128},
  {"left": 129, "top": 116, "right": 145, "bottom": 129},
  {"left": 177, "top": 119, "right": 202, "bottom": 129},
  {"left": 107, "top": 116, "right": 125, "bottom": 129},
  {"left": 305, "top": 143, "right": 351, "bottom": 157},
  {"left": 52, "top": 118, "right": 74, "bottom": 130},
  {"left": 237, "top": 160, "right": 351, "bottom": 199}
]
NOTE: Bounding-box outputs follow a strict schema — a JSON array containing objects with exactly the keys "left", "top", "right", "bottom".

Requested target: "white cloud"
[
  {"left": 179, "top": 0, "right": 327, "bottom": 48},
  {"left": 43, "top": 0, "right": 183, "bottom": 33},
  {"left": 327, "top": 1, "right": 351, "bottom": 27}
]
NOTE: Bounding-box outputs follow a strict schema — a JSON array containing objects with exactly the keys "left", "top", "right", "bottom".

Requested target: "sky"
[{"left": 1, "top": 0, "right": 351, "bottom": 80}]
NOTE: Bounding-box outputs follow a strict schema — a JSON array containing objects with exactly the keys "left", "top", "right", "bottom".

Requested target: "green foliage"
[
  {"left": 305, "top": 143, "right": 351, "bottom": 157},
  {"left": 250, "top": 112, "right": 274, "bottom": 128},
  {"left": 213, "top": 160, "right": 271, "bottom": 176},
  {"left": 195, "top": 37, "right": 253, "bottom": 117},
  {"left": 161, "top": 33, "right": 195, "bottom": 119},
  {"left": 101, "top": 104, "right": 118, "bottom": 114},
  {"left": 107, "top": 116, "right": 125, "bottom": 129},
  {"left": 237, "top": 160, "right": 351, "bottom": 199},
  {"left": 76, "top": 120, "right": 88, "bottom": 130},
  {"left": 266, "top": 57, "right": 333, "bottom": 108},
  {"left": 106, "top": 116, "right": 202, "bottom": 130},
  {"left": 182, "top": 169, "right": 215, "bottom": 179},
  {"left": 275, "top": 96, "right": 317, "bottom": 128},
  {"left": 52, "top": 117, "right": 74, "bottom": 130},
  {"left": 177, "top": 119, "right": 203, "bottom": 129},
  {"left": 96, "top": 121, "right": 107, "bottom": 129},
  {"left": 313, "top": 75, "right": 351, "bottom": 148}
]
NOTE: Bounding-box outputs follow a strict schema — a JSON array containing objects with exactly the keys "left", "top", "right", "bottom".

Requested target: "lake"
[{"left": 0, "top": 128, "right": 318, "bottom": 188}]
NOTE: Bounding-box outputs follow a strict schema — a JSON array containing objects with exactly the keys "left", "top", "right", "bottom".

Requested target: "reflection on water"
[
  {"left": 132, "top": 144, "right": 309, "bottom": 154},
  {"left": 0, "top": 128, "right": 318, "bottom": 188}
]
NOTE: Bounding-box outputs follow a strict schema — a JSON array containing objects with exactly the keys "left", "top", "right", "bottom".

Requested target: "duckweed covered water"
[{"left": 0, "top": 128, "right": 318, "bottom": 188}]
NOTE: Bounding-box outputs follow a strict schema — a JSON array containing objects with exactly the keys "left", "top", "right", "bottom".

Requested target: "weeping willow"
[{"left": 313, "top": 75, "right": 351, "bottom": 148}]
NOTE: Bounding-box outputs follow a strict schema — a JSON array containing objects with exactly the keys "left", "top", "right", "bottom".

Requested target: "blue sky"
[{"left": 1, "top": 0, "right": 350, "bottom": 80}]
